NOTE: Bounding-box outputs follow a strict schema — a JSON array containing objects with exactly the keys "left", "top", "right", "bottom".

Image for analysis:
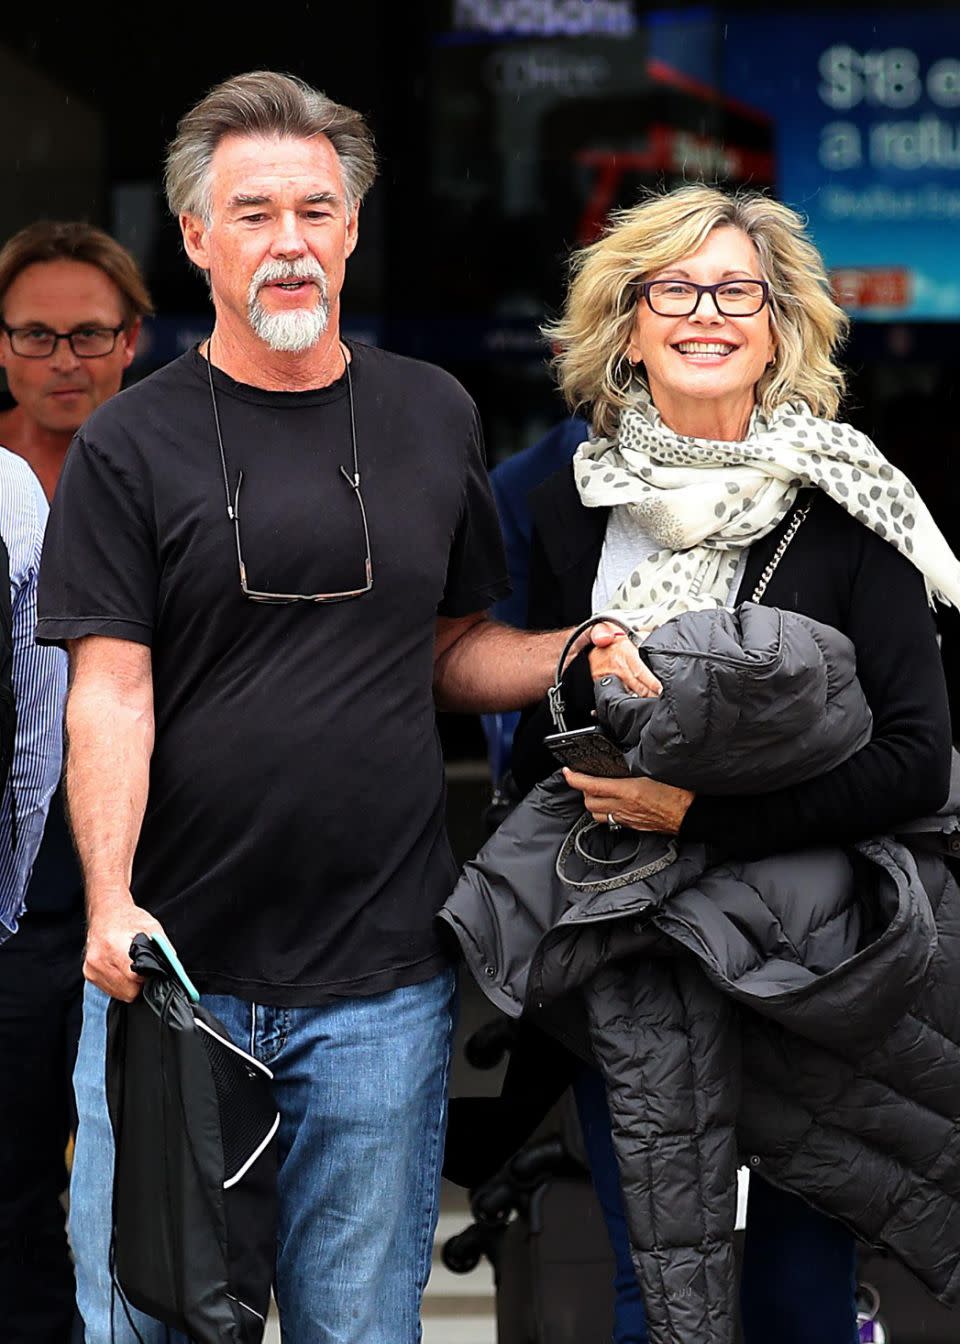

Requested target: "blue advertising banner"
[{"left": 723, "top": 11, "right": 960, "bottom": 319}]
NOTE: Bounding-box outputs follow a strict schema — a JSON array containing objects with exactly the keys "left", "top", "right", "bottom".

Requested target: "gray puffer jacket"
[{"left": 439, "top": 604, "right": 960, "bottom": 1344}]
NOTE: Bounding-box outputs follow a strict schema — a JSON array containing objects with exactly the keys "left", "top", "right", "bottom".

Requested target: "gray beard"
[{"left": 247, "top": 293, "right": 331, "bottom": 352}]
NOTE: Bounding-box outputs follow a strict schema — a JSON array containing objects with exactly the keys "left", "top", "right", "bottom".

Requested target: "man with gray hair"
[{"left": 36, "top": 71, "right": 646, "bottom": 1342}]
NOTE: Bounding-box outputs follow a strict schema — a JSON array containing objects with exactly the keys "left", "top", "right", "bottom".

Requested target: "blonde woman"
[{"left": 511, "top": 185, "right": 957, "bottom": 1344}]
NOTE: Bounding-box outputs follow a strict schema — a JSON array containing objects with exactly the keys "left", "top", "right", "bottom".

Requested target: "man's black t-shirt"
[{"left": 37, "top": 344, "right": 509, "bottom": 1005}]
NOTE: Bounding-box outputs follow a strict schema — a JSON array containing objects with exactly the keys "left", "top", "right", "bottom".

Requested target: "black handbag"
[
  {"left": 545, "top": 614, "right": 678, "bottom": 893},
  {"left": 105, "top": 934, "right": 279, "bottom": 1343}
]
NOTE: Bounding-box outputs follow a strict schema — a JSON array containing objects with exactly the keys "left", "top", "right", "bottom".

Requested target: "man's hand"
[
  {"left": 84, "top": 888, "right": 166, "bottom": 1002},
  {"left": 563, "top": 769, "right": 694, "bottom": 835},
  {"left": 588, "top": 622, "right": 662, "bottom": 699}
]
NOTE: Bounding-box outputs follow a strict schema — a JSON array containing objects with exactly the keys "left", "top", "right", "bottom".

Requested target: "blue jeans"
[
  {"left": 574, "top": 1067, "right": 858, "bottom": 1344},
  {"left": 71, "top": 970, "right": 456, "bottom": 1344}
]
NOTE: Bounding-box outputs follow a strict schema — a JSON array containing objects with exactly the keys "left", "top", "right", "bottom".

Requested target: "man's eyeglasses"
[
  {"left": 228, "top": 465, "right": 373, "bottom": 605},
  {"left": 206, "top": 342, "right": 373, "bottom": 605},
  {"left": 1, "top": 323, "right": 127, "bottom": 359},
  {"left": 639, "top": 280, "right": 770, "bottom": 318}
]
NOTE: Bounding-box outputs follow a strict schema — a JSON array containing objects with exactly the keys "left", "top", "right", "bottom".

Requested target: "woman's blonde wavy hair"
[{"left": 544, "top": 184, "right": 849, "bottom": 438}]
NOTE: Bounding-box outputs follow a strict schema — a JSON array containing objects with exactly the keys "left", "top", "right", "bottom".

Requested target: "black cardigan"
[{"left": 511, "top": 470, "right": 953, "bottom": 858}]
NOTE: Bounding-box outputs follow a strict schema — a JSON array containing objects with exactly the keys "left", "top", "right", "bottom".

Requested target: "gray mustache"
[{"left": 251, "top": 261, "right": 327, "bottom": 288}]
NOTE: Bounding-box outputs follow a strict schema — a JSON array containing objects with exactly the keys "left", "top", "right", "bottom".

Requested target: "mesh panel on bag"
[{"left": 196, "top": 1020, "right": 279, "bottom": 1186}]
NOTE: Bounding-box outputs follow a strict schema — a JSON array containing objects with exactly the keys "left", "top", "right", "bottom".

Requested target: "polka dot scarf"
[{"left": 573, "top": 389, "right": 960, "bottom": 629}]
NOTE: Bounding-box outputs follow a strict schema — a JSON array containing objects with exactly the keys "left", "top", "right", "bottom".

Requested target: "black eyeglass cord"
[{"left": 204, "top": 338, "right": 360, "bottom": 526}]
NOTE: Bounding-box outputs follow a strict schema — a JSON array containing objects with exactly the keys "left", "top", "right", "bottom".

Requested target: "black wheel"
[{"left": 442, "top": 1223, "right": 487, "bottom": 1274}]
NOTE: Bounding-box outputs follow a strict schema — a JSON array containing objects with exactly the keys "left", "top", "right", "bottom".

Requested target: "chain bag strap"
[{"left": 750, "top": 500, "right": 813, "bottom": 603}]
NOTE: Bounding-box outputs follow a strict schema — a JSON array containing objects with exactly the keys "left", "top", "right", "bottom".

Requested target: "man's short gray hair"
[{"left": 164, "top": 70, "right": 377, "bottom": 222}]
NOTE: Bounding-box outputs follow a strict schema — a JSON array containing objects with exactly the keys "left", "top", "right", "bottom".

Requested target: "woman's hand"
[
  {"left": 588, "top": 622, "right": 662, "bottom": 699},
  {"left": 563, "top": 769, "right": 694, "bottom": 835}
]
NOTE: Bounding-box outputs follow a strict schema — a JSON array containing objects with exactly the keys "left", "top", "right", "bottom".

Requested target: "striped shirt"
[{"left": 0, "top": 448, "right": 67, "bottom": 939}]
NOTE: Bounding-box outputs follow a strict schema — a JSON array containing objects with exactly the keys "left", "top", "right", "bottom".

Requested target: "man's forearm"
[
  {"left": 66, "top": 679, "right": 153, "bottom": 914},
  {"left": 434, "top": 620, "right": 570, "bottom": 713}
]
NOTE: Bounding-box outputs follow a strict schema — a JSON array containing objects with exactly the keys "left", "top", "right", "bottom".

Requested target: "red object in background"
[
  {"left": 830, "top": 268, "right": 912, "bottom": 310},
  {"left": 576, "top": 129, "right": 775, "bottom": 243},
  {"left": 645, "top": 58, "right": 772, "bottom": 128},
  {"left": 571, "top": 58, "right": 775, "bottom": 244}
]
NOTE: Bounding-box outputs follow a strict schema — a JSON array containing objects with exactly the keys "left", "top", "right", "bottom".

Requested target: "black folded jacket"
[{"left": 106, "top": 935, "right": 279, "bottom": 1343}]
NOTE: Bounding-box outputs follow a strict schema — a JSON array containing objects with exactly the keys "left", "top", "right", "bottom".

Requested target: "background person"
[
  {"left": 0, "top": 222, "right": 150, "bottom": 499},
  {"left": 0, "top": 221, "right": 150, "bottom": 1344},
  {"left": 0, "top": 450, "right": 70, "bottom": 1342},
  {"left": 490, "top": 416, "right": 587, "bottom": 632},
  {"left": 482, "top": 416, "right": 587, "bottom": 798},
  {"left": 511, "top": 184, "right": 954, "bottom": 1344}
]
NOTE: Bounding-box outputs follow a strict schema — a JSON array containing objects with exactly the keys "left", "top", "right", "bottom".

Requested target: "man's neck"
[
  {"left": 0, "top": 406, "right": 72, "bottom": 501},
  {"left": 206, "top": 311, "right": 347, "bottom": 391}
]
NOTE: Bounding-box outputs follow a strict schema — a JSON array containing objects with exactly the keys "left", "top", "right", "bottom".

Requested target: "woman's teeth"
[{"left": 674, "top": 342, "right": 735, "bottom": 356}]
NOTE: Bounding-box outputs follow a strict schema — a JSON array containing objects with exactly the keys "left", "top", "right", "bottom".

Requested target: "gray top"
[{"left": 592, "top": 505, "right": 749, "bottom": 614}]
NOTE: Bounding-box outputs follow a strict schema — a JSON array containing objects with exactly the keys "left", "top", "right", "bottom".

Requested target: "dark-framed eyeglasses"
[
  {"left": 1, "top": 322, "right": 127, "bottom": 359},
  {"left": 639, "top": 279, "right": 770, "bottom": 318},
  {"left": 205, "top": 343, "right": 373, "bottom": 605}
]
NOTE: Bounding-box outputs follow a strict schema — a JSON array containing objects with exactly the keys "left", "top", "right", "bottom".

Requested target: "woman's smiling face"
[{"left": 627, "top": 226, "right": 776, "bottom": 439}]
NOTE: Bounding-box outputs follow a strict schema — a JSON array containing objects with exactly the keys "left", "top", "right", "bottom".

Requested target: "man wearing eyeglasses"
[
  {"left": 0, "top": 220, "right": 152, "bottom": 1343},
  {"left": 0, "top": 221, "right": 152, "bottom": 501}
]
